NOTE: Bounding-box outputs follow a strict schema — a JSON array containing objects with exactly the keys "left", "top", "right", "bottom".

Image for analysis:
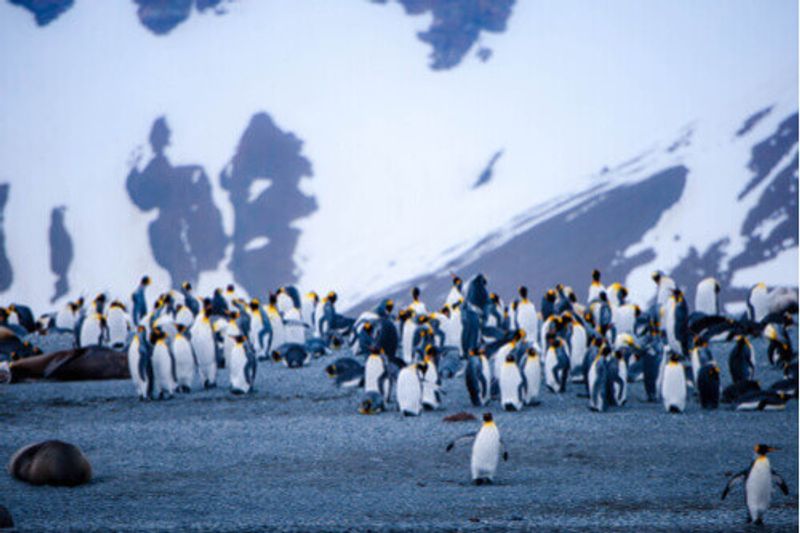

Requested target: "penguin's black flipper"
[
  {"left": 445, "top": 432, "right": 477, "bottom": 452},
  {"left": 772, "top": 470, "right": 790, "bottom": 495},
  {"left": 721, "top": 469, "right": 748, "bottom": 500}
]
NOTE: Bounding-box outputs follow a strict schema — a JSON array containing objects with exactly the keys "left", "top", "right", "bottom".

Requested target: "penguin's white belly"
[
  {"left": 613, "top": 306, "right": 636, "bottom": 336},
  {"left": 191, "top": 324, "right": 217, "bottom": 384},
  {"left": 106, "top": 313, "right": 129, "bottom": 347},
  {"left": 152, "top": 344, "right": 175, "bottom": 395},
  {"left": 746, "top": 460, "right": 772, "bottom": 520},
  {"left": 569, "top": 328, "right": 586, "bottom": 371},
  {"left": 662, "top": 364, "right": 687, "bottom": 412},
  {"left": 587, "top": 360, "right": 602, "bottom": 410},
  {"left": 421, "top": 367, "right": 439, "bottom": 408},
  {"left": 228, "top": 348, "right": 250, "bottom": 392},
  {"left": 276, "top": 293, "right": 294, "bottom": 315},
  {"left": 268, "top": 315, "right": 285, "bottom": 350},
  {"left": 401, "top": 326, "right": 415, "bottom": 364},
  {"left": 695, "top": 281, "right": 718, "bottom": 315},
  {"left": 409, "top": 302, "right": 427, "bottom": 315},
  {"left": 397, "top": 368, "right": 422, "bottom": 415},
  {"left": 471, "top": 426, "right": 500, "bottom": 480},
  {"left": 80, "top": 320, "right": 102, "bottom": 347},
  {"left": 364, "top": 357, "right": 383, "bottom": 394},
  {"left": 223, "top": 325, "right": 240, "bottom": 368},
  {"left": 544, "top": 349, "right": 559, "bottom": 391},
  {"left": 690, "top": 350, "right": 701, "bottom": 385},
  {"left": 127, "top": 339, "right": 147, "bottom": 397},
  {"left": 172, "top": 337, "right": 195, "bottom": 387},
  {"left": 616, "top": 361, "right": 628, "bottom": 403},
  {"left": 249, "top": 316, "right": 265, "bottom": 353},
  {"left": 175, "top": 308, "right": 194, "bottom": 328},
  {"left": 284, "top": 308, "right": 305, "bottom": 340},
  {"left": 523, "top": 359, "right": 541, "bottom": 404},
  {"left": 587, "top": 284, "right": 604, "bottom": 303},
  {"left": 500, "top": 364, "right": 522, "bottom": 410},
  {"left": 445, "top": 287, "right": 461, "bottom": 306},
  {"left": 516, "top": 305, "right": 538, "bottom": 341}
]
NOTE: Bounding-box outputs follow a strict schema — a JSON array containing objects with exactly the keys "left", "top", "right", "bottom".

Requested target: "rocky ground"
[{"left": 0, "top": 336, "right": 797, "bottom": 532}]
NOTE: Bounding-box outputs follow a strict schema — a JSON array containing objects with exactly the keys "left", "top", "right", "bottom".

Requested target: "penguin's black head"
[
  {"left": 268, "top": 293, "right": 278, "bottom": 306},
  {"left": 325, "top": 364, "right": 337, "bottom": 377},
  {"left": 513, "top": 329, "right": 524, "bottom": 342},
  {"left": 226, "top": 284, "right": 235, "bottom": 293},
  {"left": 518, "top": 286, "right": 528, "bottom": 299},
  {"left": 249, "top": 300, "right": 260, "bottom": 311},
  {"left": 327, "top": 291, "right": 338, "bottom": 303},
  {"left": 385, "top": 299, "right": 394, "bottom": 313},
  {"left": 490, "top": 293, "right": 499, "bottom": 304},
  {"left": 271, "top": 350, "right": 282, "bottom": 362},
  {"left": 619, "top": 286, "right": 628, "bottom": 300},
  {"left": 669, "top": 352, "right": 681, "bottom": 363},
  {"left": 545, "top": 291, "right": 556, "bottom": 303},
  {"left": 482, "top": 412, "right": 493, "bottom": 423},
  {"left": 599, "top": 291, "right": 608, "bottom": 302},
  {"left": 214, "top": 288, "right": 222, "bottom": 295},
  {"left": 614, "top": 350, "right": 624, "bottom": 360},
  {"left": 600, "top": 345, "right": 611, "bottom": 357},
  {"left": 568, "top": 291, "right": 577, "bottom": 303},
  {"left": 672, "top": 289, "right": 683, "bottom": 300},
  {"left": 693, "top": 336, "right": 706, "bottom": 348},
  {"left": 331, "top": 336, "right": 342, "bottom": 349},
  {"left": 411, "top": 287, "right": 420, "bottom": 300},
  {"left": 232, "top": 334, "right": 246, "bottom": 344},
  {"left": 440, "top": 306, "right": 451, "bottom": 317},
  {"left": 76, "top": 297, "right": 85, "bottom": 307},
  {"left": 505, "top": 353, "right": 515, "bottom": 363},
  {"left": 95, "top": 293, "right": 106, "bottom": 303},
  {"left": 176, "top": 324, "right": 187, "bottom": 334},
  {"left": 417, "top": 361, "right": 429, "bottom": 373},
  {"left": 182, "top": 281, "right": 192, "bottom": 291},
  {"left": 142, "top": 275, "right": 151, "bottom": 286},
  {"left": 651, "top": 271, "right": 662, "bottom": 283},
  {"left": 592, "top": 269, "right": 601, "bottom": 282},
  {"left": 363, "top": 321, "right": 373, "bottom": 332},
  {"left": 754, "top": 444, "right": 778, "bottom": 455}
]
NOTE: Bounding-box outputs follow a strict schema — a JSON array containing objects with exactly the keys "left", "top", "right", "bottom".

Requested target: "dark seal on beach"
[{"left": 8, "top": 440, "right": 92, "bottom": 487}]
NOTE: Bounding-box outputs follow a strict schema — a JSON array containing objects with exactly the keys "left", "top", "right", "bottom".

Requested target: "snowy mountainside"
[{"left": 353, "top": 91, "right": 799, "bottom": 313}]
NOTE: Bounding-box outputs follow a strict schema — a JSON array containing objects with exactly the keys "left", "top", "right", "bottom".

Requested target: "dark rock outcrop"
[
  {"left": 48, "top": 206, "right": 73, "bottom": 303},
  {"left": 221, "top": 112, "right": 316, "bottom": 297},
  {"left": 126, "top": 117, "right": 227, "bottom": 288},
  {"left": 0, "top": 185, "right": 12, "bottom": 292},
  {"left": 374, "top": 0, "right": 515, "bottom": 70},
  {"left": 8, "top": 0, "right": 73, "bottom": 26}
]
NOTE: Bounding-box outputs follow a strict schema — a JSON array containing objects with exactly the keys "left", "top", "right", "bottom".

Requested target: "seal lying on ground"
[
  {"left": 8, "top": 440, "right": 92, "bottom": 486},
  {"left": 7, "top": 347, "right": 130, "bottom": 382}
]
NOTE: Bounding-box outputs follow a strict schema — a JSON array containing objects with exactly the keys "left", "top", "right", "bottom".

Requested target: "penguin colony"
[{"left": 1, "top": 271, "right": 796, "bottom": 523}]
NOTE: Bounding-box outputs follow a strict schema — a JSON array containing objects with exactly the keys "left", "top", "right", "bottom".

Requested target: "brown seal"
[
  {"left": 9, "top": 347, "right": 130, "bottom": 382},
  {"left": 8, "top": 440, "right": 92, "bottom": 486}
]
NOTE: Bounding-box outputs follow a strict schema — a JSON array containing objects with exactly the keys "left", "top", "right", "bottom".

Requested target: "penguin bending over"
[
  {"left": 445, "top": 412, "right": 509, "bottom": 485},
  {"left": 721, "top": 444, "right": 790, "bottom": 525},
  {"left": 326, "top": 357, "right": 364, "bottom": 388}
]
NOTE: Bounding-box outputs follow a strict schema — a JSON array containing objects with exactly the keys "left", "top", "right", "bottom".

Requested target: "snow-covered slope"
[{"left": 0, "top": 1, "right": 796, "bottom": 315}]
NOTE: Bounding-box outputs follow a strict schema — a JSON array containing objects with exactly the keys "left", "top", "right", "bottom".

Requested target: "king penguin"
[
  {"left": 228, "top": 334, "right": 257, "bottom": 395},
  {"left": 662, "top": 352, "right": 687, "bottom": 413},
  {"left": 190, "top": 301, "right": 219, "bottom": 388},
  {"left": 721, "top": 444, "right": 790, "bottom": 525},
  {"left": 106, "top": 301, "right": 131, "bottom": 350},
  {"left": 465, "top": 348, "right": 491, "bottom": 407},
  {"left": 171, "top": 324, "right": 196, "bottom": 393},
  {"left": 127, "top": 325, "right": 152, "bottom": 400},
  {"left": 397, "top": 361, "right": 426, "bottom": 416},
  {"left": 695, "top": 277, "right": 721, "bottom": 315},
  {"left": 150, "top": 327, "right": 176, "bottom": 400},
  {"left": 499, "top": 353, "right": 525, "bottom": 411},
  {"left": 364, "top": 351, "right": 393, "bottom": 404},
  {"left": 445, "top": 412, "right": 508, "bottom": 485},
  {"left": 522, "top": 347, "right": 542, "bottom": 406},
  {"left": 729, "top": 336, "right": 755, "bottom": 384}
]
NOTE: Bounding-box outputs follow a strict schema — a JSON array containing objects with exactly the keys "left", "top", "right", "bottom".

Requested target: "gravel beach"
[{"left": 1, "top": 337, "right": 797, "bottom": 532}]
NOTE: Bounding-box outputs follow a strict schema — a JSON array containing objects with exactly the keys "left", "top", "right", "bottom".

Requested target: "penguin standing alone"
[
  {"left": 445, "top": 412, "right": 509, "bottom": 485},
  {"left": 722, "top": 444, "right": 790, "bottom": 525}
]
